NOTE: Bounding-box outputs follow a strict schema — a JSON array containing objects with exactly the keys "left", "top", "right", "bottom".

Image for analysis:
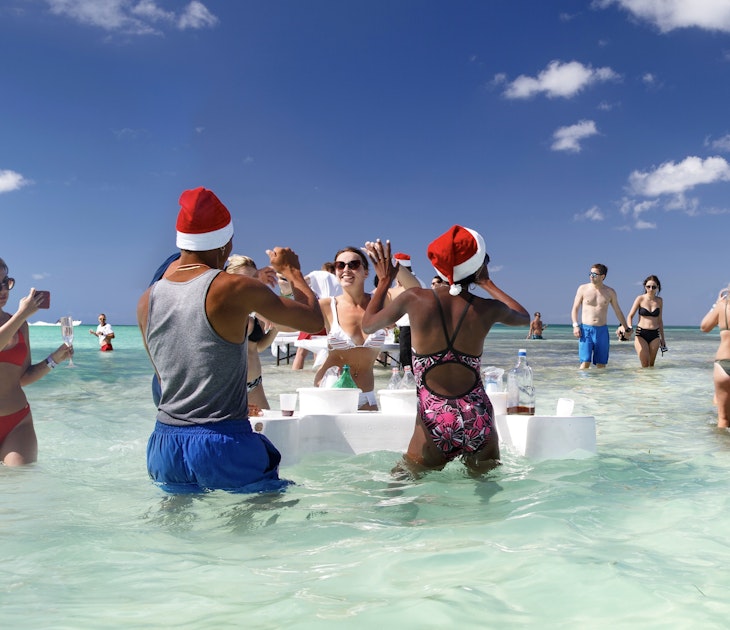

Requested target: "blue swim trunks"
[
  {"left": 578, "top": 324, "right": 610, "bottom": 365},
  {"left": 147, "top": 420, "right": 292, "bottom": 494}
]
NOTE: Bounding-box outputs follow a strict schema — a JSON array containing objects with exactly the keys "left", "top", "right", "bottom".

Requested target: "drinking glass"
[{"left": 60, "top": 315, "right": 76, "bottom": 367}]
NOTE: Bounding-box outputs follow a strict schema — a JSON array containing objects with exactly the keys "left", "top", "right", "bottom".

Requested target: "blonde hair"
[{"left": 226, "top": 254, "right": 257, "bottom": 275}]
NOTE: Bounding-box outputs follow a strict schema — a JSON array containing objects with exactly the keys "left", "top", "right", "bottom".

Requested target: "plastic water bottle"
[
  {"left": 333, "top": 364, "right": 358, "bottom": 388},
  {"left": 506, "top": 349, "right": 535, "bottom": 415},
  {"left": 387, "top": 367, "right": 402, "bottom": 390},
  {"left": 398, "top": 365, "right": 416, "bottom": 389}
]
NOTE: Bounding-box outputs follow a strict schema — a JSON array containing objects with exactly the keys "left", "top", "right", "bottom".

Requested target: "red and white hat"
[
  {"left": 427, "top": 225, "right": 486, "bottom": 295},
  {"left": 393, "top": 252, "right": 411, "bottom": 268},
  {"left": 176, "top": 187, "right": 234, "bottom": 251}
]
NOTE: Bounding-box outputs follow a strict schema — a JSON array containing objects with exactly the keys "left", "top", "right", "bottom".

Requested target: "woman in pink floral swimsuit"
[{"left": 363, "top": 226, "right": 529, "bottom": 475}]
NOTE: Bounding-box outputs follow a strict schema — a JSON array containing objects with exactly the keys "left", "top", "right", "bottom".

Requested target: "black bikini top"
[
  {"left": 638, "top": 306, "right": 660, "bottom": 318},
  {"left": 248, "top": 317, "right": 266, "bottom": 343}
]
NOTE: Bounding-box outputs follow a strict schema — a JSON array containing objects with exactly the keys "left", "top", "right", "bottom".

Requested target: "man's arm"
[
  {"left": 571, "top": 286, "right": 583, "bottom": 335},
  {"left": 609, "top": 289, "right": 630, "bottom": 330}
]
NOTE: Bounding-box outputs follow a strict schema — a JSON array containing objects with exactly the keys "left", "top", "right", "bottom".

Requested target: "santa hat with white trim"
[
  {"left": 176, "top": 187, "right": 234, "bottom": 251},
  {"left": 427, "top": 225, "right": 487, "bottom": 296},
  {"left": 393, "top": 252, "right": 412, "bottom": 268}
]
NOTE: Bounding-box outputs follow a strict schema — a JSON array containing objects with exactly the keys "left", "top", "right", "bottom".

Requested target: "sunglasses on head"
[
  {"left": 0, "top": 277, "right": 15, "bottom": 291},
  {"left": 335, "top": 260, "right": 362, "bottom": 271}
]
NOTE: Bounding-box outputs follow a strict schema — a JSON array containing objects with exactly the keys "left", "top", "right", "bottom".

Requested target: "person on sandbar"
[
  {"left": 137, "top": 187, "right": 323, "bottom": 493},
  {"left": 313, "top": 246, "right": 419, "bottom": 410},
  {"left": 362, "top": 226, "right": 529, "bottom": 476},
  {"left": 570, "top": 263, "right": 631, "bottom": 369}
]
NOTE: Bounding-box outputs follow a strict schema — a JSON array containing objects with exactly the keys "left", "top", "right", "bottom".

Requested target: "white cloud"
[
  {"left": 45, "top": 0, "right": 217, "bottom": 35},
  {"left": 112, "top": 127, "right": 145, "bottom": 140},
  {"left": 706, "top": 133, "right": 730, "bottom": 152},
  {"left": 178, "top": 1, "right": 218, "bottom": 29},
  {"left": 551, "top": 119, "right": 599, "bottom": 152},
  {"left": 665, "top": 192, "right": 700, "bottom": 215},
  {"left": 503, "top": 60, "right": 620, "bottom": 99},
  {"left": 634, "top": 219, "right": 656, "bottom": 229},
  {"left": 628, "top": 155, "right": 730, "bottom": 196},
  {"left": 0, "top": 169, "right": 30, "bottom": 194},
  {"left": 574, "top": 205, "right": 604, "bottom": 221},
  {"left": 596, "top": 0, "right": 730, "bottom": 34}
]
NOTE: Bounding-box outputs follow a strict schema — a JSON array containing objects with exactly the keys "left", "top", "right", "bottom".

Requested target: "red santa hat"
[
  {"left": 176, "top": 187, "right": 234, "bottom": 251},
  {"left": 393, "top": 252, "right": 411, "bottom": 268},
  {"left": 427, "top": 225, "right": 487, "bottom": 296}
]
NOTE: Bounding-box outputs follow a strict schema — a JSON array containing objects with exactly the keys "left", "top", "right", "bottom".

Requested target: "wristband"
[
  {"left": 572, "top": 322, "right": 579, "bottom": 328},
  {"left": 45, "top": 355, "right": 57, "bottom": 369}
]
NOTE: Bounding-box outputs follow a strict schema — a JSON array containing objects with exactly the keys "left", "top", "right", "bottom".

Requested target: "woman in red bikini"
[{"left": 0, "top": 258, "right": 73, "bottom": 465}]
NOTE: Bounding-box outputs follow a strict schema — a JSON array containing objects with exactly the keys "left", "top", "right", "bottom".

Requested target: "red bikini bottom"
[{"left": 0, "top": 404, "right": 30, "bottom": 444}]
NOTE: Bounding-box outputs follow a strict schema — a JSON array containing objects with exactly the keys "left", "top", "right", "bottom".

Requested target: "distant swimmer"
[
  {"left": 90, "top": 313, "right": 115, "bottom": 351},
  {"left": 527, "top": 312, "right": 547, "bottom": 339}
]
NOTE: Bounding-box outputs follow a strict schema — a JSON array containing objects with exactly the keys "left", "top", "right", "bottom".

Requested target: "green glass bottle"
[{"left": 332, "top": 364, "right": 358, "bottom": 388}]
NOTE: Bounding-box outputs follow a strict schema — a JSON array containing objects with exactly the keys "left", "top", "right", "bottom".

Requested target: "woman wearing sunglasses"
[
  {"left": 626, "top": 275, "right": 666, "bottom": 367},
  {"left": 314, "top": 246, "right": 419, "bottom": 410},
  {"left": 0, "top": 258, "right": 73, "bottom": 465}
]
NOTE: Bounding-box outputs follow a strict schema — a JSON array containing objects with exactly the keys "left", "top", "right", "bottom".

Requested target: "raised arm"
[
  {"left": 701, "top": 290, "right": 726, "bottom": 332},
  {"left": 475, "top": 273, "right": 530, "bottom": 327},
  {"left": 362, "top": 239, "right": 404, "bottom": 333}
]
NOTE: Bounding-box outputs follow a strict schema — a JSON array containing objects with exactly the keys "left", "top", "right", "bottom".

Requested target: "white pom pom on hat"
[
  {"left": 176, "top": 187, "right": 234, "bottom": 251},
  {"left": 427, "top": 225, "right": 487, "bottom": 296}
]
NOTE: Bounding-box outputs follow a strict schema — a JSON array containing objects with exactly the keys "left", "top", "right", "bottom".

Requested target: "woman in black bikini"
[
  {"left": 700, "top": 286, "right": 730, "bottom": 428},
  {"left": 626, "top": 275, "right": 666, "bottom": 367}
]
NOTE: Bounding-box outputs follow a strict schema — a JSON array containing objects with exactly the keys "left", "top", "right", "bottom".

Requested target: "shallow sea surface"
[{"left": 3, "top": 324, "right": 730, "bottom": 628}]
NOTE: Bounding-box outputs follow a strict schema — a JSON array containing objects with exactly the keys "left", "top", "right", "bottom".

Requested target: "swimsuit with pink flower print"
[{"left": 411, "top": 292, "right": 494, "bottom": 458}]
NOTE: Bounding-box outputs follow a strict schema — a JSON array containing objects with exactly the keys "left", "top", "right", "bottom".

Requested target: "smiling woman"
[{"left": 313, "top": 247, "right": 386, "bottom": 410}]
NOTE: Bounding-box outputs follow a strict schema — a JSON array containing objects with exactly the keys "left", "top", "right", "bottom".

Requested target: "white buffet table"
[{"left": 252, "top": 411, "right": 597, "bottom": 466}]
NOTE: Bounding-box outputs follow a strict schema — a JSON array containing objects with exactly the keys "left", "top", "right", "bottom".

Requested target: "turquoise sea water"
[{"left": 3, "top": 324, "right": 730, "bottom": 628}]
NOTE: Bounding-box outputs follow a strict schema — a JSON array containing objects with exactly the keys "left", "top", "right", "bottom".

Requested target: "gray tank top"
[{"left": 146, "top": 269, "right": 248, "bottom": 425}]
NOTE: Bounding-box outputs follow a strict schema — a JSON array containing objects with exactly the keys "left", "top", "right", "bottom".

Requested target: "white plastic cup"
[
  {"left": 280, "top": 393, "right": 298, "bottom": 417},
  {"left": 556, "top": 398, "right": 575, "bottom": 417},
  {"left": 489, "top": 391, "right": 508, "bottom": 416}
]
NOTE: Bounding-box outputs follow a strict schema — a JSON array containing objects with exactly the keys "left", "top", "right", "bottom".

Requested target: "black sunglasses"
[
  {"left": 335, "top": 260, "right": 362, "bottom": 271},
  {"left": 0, "top": 277, "right": 15, "bottom": 291}
]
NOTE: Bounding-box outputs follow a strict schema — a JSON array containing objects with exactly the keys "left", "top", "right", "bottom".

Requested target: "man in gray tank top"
[{"left": 137, "top": 187, "right": 323, "bottom": 493}]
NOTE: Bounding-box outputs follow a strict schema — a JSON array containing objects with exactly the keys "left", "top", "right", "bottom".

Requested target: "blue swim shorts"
[
  {"left": 578, "top": 324, "right": 610, "bottom": 365},
  {"left": 147, "top": 420, "right": 292, "bottom": 494}
]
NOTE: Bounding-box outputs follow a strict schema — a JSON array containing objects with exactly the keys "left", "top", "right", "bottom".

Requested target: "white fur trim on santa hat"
[
  {"left": 176, "top": 223, "right": 234, "bottom": 251},
  {"left": 451, "top": 228, "right": 485, "bottom": 282}
]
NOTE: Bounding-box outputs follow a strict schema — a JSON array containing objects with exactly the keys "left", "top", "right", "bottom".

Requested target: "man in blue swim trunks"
[
  {"left": 137, "top": 187, "right": 324, "bottom": 493},
  {"left": 570, "top": 263, "right": 631, "bottom": 369}
]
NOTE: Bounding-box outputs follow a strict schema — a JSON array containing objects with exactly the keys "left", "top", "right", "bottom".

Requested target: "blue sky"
[{"left": 2, "top": 0, "right": 730, "bottom": 326}]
